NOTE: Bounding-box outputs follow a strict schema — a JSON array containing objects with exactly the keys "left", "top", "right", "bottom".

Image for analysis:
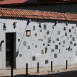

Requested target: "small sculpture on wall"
[
  {"left": 0, "top": 40, "right": 4, "bottom": 51},
  {"left": 3, "top": 23, "right": 6, "bottom": 30},
  {"left": 13, "top": 22, "right": 17, "bottom": 29}
]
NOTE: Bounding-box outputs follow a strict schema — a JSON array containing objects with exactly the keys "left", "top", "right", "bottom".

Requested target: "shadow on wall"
[{"left": 3, "top": 70, "right": 77, "bottom": 77}]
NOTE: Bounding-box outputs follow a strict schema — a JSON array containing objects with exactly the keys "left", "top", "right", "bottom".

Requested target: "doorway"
[{"left": 6, "top": 33, "right": 16, "bottom": 68}]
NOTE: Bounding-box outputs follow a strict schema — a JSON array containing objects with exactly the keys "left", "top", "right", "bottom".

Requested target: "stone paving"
[{"left": 0, "top": 64, "right": 77, "bottom": 77}]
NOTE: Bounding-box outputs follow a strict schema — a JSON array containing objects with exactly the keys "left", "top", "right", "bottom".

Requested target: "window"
[{"left": 26, "top": 30, "right": 31, "bottom": 36}]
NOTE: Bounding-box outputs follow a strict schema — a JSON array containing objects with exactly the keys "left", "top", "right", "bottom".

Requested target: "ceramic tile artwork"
[
  {"left": 61, "top": 35, "right": 64, "bottom": 38},
  {"left": 65, "top": 33, "right": 67, "bottom": 36},
  {"left": 0, "top": 46, "right": 2, "bottom": 51},
  {"left": 39, "top": 23, "right": 41, "bottom": 28},
  {"left": 66, "top": 23, "right": 68, "bottom": 26},
  {"left": 33, "top": 26, "right": 35, "bottom": 30},
  {"left": 52, "top": 25, "right": 55, "bottom": 29},
  {"left": 23, "top": 41, "right": 26, "bottom": 46},
  {"left": 63, "top": 40, "right": 65, "bottom": 44},
  {"left": 58, "top": 31, "right": 60, "bottom": 35},
  {"left": 48, "top": 44, "right": 50, "bottom": 46},
  {"left": 41, "top": 50, "right": 44, "bottom": 54},
  {"left": 51, "top": 49, "right": 54, "bottom": 52},
  {"left": 76, "top": 51, "right": 77, "bottom": 55},
  {"left": 43, "top": 24, "right": 47, "bottom": 30},
  {"left": 32, "top": 56, "right": 36, "bottom": 61},
  {"left": 59, "top": 42, "right": 61, "bottom": 45},
  {"left": 69, "top": 29, "right": 71, "bottom": 32},
  {"left": 19, "top": 54, "right": 22, "bottom": 57},
  {"left": 45, "top": 60, "right": 48, "bottom": 64},
  {"left": 28, "top": 46, "right": 30, "bottom": 49},
  {"left": 55, "top": 45, "right": 58, "bottom": 49},
  {"left": 53, "top": 41, "right": 55, "bottom": 43},
  {"left": 70, "top": 35, "right": 72, "bottom": 37},
  {"left": 64, "top": 27, "right": 66, "bottom": 30},
  {"left": 54, "top": 54, "right": 57, "bottom": 58},
  {"left": 59, "top": 49, "right": 60, "bottom": 53},
  {"left": 46, "top": 30, "right": 50, "bottom": 35},
  {"left": 34, "top": 33, "right": 37, "bottom": 36},
  {"left": 18, "top": 39, "right": 20, "bottom": 42},
  {"left": 70, "top": 41, "right": 73, "bottom": 45},
  {"left": 43, "top": 43, "right": 45, "bottom": 46},
  {"left": 44, "top": 35, "right": 46, "bottom": 38},
  {"left": 72, "top": 26, "right": 74, "bottom": 29},
  {"left": 74, "top": 43, "right": 76, "bottom": 46},
  {"left": 48, "top": 37, "right": 51, "bottom": 43},
  {"left": 26, "top": 30, "right": 31, "bottom": 36},
  {"left": 56, "top": 38, "right": 59, "bottom": 41},
  {"left": 40, "top": 29, "right": 42, "bottom": 32},
  {"left": 35, "top": 45, "right": 37, "bottom": 48},
  {"left": 72, "top": 37, "right": 75, "bottom": 41}
]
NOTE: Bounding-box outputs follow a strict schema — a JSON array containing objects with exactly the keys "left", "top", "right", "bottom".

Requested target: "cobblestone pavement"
[{"left": 0, "top": 64, "right": 77, "bottom": 77}]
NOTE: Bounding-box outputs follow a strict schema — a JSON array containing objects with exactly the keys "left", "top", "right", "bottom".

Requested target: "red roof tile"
[{"left": 0, "top": 8, "right": 77, "bottom": 21}]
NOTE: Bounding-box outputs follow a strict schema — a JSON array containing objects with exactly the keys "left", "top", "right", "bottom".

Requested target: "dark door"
[{"left": 6, "top": 33, "right": 16, "bottom": 68}]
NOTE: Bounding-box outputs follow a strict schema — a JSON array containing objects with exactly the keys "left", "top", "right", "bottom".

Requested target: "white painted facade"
[{"left": 0, "top": 18, "right": 77, "bottom": 69}]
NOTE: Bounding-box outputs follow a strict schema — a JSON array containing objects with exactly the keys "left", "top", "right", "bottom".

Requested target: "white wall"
[{"left": 0, "top": 18, "right": 77, "bottom": 69}]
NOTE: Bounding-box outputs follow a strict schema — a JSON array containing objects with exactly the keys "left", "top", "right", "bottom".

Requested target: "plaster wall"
[{"left": 0, "top": 18, "right": 77, "bottom": 69}]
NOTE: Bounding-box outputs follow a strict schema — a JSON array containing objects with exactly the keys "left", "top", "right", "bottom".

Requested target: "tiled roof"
[
  {"left": 0, "top": 0, "right": 28, "bottom": 5},
  {"left": 0, "top": 0, "right": 77, "bottom": 5},
  {"left": 0, "top": 8, "right": 77, "bottom": 21}
]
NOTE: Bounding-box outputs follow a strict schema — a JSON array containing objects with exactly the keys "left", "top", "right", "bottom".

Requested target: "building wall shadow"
[{"left": 3, "top": 70, "right": 77, "bottom": 77}]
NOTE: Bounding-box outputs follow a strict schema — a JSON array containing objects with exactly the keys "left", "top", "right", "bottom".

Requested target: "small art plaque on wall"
[{"left": 23, "top": 41, "right": 26, "bottom": 46}]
